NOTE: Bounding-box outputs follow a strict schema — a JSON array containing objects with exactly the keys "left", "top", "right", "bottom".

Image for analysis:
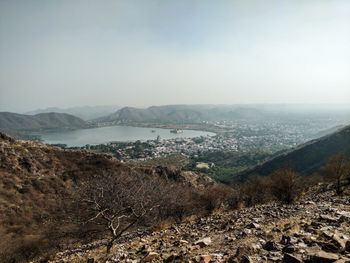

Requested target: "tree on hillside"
[
  {"left": 322, "top": 153, "right": 350, "bottom": 194},
  {"left": 239, "top": 175, "right": 271, "bottom": 206},
  {"left": 268, "top": 168, "right": 304, "bottom": 204},
  {"left": 78, "top": 172, "right": 166, "bottom": 254}
]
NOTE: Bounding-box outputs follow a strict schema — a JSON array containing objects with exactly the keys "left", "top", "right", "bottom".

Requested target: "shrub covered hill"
[
  {"left": 237, "top": 124, "right": 350, "bottom": 182},
  {"left": 0, "top": 112, "right": 86, "bottom": 132},
  {"left": 0, "top": 132, "right": 213, "bottom": 262}
]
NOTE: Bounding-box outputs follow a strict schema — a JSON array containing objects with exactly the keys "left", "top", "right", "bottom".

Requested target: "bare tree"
[
  {"left": 78, "top": 171, "right": 165, "bottom": 254},
  {"left": 268, "top": 168, "right": 304, "bottom": 204},
  {"left": 322, "top": 153, "right": 350, "bottom": 194}
]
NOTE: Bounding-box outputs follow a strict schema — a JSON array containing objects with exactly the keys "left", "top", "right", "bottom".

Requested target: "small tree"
[
  {"left": 202, "top": 184, "right": 235, "bottom": 212},
  {"left": 78, "top": 171, "right": 165, "bottom": 254},
  {"left": 239, "top": 175, "right": 271, "bottom": 206},
  {"left": 322, "top": 153, "right": 350, "bottom": 195},
  {"left": 268, "top": 168, "right": 304, "bottom": 204}
]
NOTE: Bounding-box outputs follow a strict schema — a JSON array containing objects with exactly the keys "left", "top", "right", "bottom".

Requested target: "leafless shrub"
[
  {"left": 239, "top": 175, "right": 271, "bottom": 206},
  {"left": 202, "top": 184, "right": 236, "bottom": 212},
  {"left": 268, "top": 168, "right": 304, "bottom": 204},
  {"left": 77, "top": 171, "right": 173, "bottom": 254},
  {"left": 322, "top": 153, "right": 350, "bottom": 194}
]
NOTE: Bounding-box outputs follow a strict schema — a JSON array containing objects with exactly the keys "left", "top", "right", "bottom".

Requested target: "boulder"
[
  {"left": 264, "top": 241, "right": 279, "bottom": 251},
  {"left": 239, "top": 255, "right": 253, "bottom": 263},
  {"left": 282, "top": 245, "right": 296, "bottom": 254},
  {"left": 282, "top": 253, "right": 302, "bottom": 263},
  {"left": 195, "top": 255, "right": 211, "bottom": 263},
  {"left": 309, "top": 250, "right": 339, "bottom": 263},
  {"left": 235, "top": 245, "right": 258, "bottom": 257},
  {"left": 194, "top": 237, "right": 212, "bottom": 248},
  {"left": 141, "top": 252, "right": 159, "bottom": 262},
  {"left": 346, "top": 240, "right": 350, "bottom": 252},
  {"left": 165, "top": 254, "right": 184, "bottom": 262},
  {"left": 331, "top": 234, "right": 346, "bottom": 251},
  {"left": 247, "top": 222, "right": 260, "bottom": 229}
]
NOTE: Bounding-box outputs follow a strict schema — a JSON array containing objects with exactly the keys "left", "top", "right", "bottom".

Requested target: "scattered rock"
[
  {"left": 247, "top": 222, "right": 260, "bottom": 229},
  {"left": 319, "top": 215, "right": 339, "bottom": 223}
]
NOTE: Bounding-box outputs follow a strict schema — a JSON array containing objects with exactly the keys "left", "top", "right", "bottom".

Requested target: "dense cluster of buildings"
[
  {"left": 108, "top": 127, "right": 313, "bottom": 162},
  {"left": 80, "top": 118, "right": 346, "bottom": 162}
]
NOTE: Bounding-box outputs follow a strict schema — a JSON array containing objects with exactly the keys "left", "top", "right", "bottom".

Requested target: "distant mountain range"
[
  {"left": 97, "top": 105, "right": 271, "bottom": 123},
  {"left": 96, "top": 104, "right": 350, "bottom": 124},
  {"left": 26, "top": 105, "right": 120, "bottom": 120},
  {"left": 237, "top": 124, "right": 350, "bottom": 181},
  {"left": 0, "top": 112, "right": 86, "bottom": 132}
]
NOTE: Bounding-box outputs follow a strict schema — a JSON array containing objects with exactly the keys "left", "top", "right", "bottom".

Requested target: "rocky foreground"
[{"left": 52, "top": 185, "right": 350, "bottom": 263}]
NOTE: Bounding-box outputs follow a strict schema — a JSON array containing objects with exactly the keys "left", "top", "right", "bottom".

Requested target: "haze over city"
[{"left": 1, "top": 0, "right": 350, "bottom": 112}]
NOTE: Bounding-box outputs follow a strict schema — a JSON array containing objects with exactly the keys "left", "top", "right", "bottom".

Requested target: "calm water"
[{"left": 38, "top": 125, "right": 215, "bottom": 147}]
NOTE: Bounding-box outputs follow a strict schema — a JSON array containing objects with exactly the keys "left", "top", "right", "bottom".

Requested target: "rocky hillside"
[
  {"left": 0, "top": 132, "right": 213, "bottom": 262},
  {"left": 0, "top": 112, "right": 86, "bottom": 131},
  {"left": 52, "top": 184, "right": 350, "bottom": 263},
  {"left": 237, "top": 124, "right": 350, "bottom": 181}
]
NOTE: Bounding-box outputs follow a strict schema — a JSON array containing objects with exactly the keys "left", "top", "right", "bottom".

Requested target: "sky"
[{"left": 0, "top": 0, "right": 350, "bottom": 112}]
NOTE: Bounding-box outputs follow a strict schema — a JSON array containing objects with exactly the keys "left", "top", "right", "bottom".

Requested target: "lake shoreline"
[
  {"left": 94, "top": 121, "right": 229, "bottom": 134},
  {"left": 35, "top": 125, "right": 216, "bottom": 147}
]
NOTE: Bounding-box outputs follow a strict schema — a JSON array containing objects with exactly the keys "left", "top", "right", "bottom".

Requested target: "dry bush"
[
  {"left": 322, "top": 153, "right": 350, "bottom": 194},
  {"left": 0, "top": 226, "right": 61, "bottom": 263},
  {"left": 239, "top": 175, "right": 271, "bottom": 206},
  {"left": 201, "top": 184, "right": 236, "bottom": 212},
  {"left": 155, "top": 183, "right": 201, "bottom": 222},
  {"left": 76, "top": 171, "right": 183, "bottom": 254},
  {"left": 268, "top": 168, "right": 304, "bottom": 204}
]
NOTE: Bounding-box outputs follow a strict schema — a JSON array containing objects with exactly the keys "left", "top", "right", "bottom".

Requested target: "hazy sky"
[{"left": 1, "top": 0, "right": 350, "bottom": 112}]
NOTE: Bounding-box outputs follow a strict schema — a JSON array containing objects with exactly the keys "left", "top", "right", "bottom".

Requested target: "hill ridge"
[{"left": 237, "top": 124, "right": 350, "bottom": 181}]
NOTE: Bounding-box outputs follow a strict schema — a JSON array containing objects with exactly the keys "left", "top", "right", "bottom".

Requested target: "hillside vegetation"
[
  {"left": 0, "top": 132, "right": 215, "bottom": 262},
  {"left": 0, "top": 112, "right": 86, "bottom": 131},
  {"left": 0, "top": 130, "right": 349, "bottom": 262},
  {"left": 237, "top": 124, "right": 350, "bottom": 182}
]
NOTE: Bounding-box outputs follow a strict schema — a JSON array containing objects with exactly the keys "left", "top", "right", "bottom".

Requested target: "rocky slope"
[
  {"left": 0, "top": 132, "right": 213, "bottom": 262},
  {"left": 52, "top": 186, "right": 350, "bottom": 263}
]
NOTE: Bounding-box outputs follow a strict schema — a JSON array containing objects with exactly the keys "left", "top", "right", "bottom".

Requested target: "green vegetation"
[
  {"left": 183, "top": 150, "right": 273, "bottom": 184},
  {"left": 89, "top": 140, "right": 155, "bottom": 159},
  {"left": 133, "top": 154, "right": 190, "bottom": 168}
]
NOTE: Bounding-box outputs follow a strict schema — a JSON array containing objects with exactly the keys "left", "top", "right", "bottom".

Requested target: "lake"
[{"left": 37, "top": 125, "right": 215, "bottom": 147}]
